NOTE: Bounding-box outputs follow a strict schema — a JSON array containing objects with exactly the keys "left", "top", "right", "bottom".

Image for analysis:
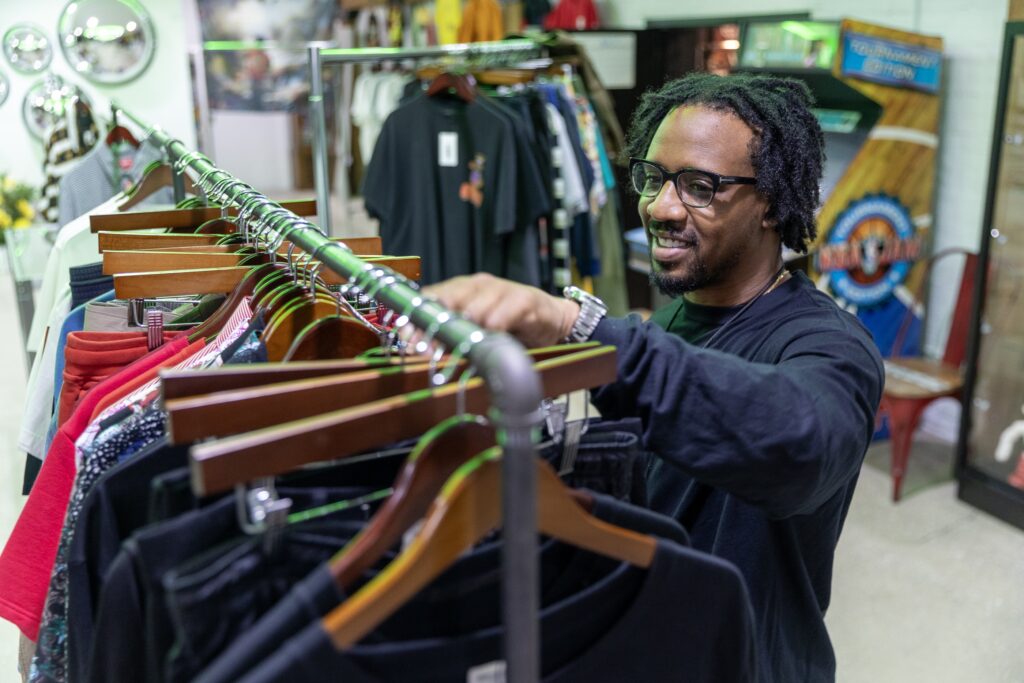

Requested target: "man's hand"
[{"left": 422, "top": 273, "right": 581, "bottom": 348}]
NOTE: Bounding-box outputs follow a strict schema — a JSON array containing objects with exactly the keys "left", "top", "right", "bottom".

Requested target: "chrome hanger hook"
[{"left": 456, "top": 364, "right": 479, "bottom": 417}]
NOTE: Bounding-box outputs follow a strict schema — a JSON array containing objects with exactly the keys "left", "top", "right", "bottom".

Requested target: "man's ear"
[{"left": 761, "top": 205, "right": 778, "bottom": 232}]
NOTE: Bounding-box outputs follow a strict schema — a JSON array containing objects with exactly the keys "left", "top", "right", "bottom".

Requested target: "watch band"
[{"left": 562, "top": 285, "right": 608, "bottom": 343}]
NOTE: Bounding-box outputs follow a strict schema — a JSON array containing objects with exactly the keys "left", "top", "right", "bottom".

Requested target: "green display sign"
[{"left": 740, "top": 21, "right": 840, "bottom": 70}]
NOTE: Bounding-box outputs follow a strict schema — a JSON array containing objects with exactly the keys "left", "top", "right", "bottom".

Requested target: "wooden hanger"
[
  {"left": 98, "top": 232, "right": 383, "bottom": 254},
  {"left": 426, "top": 72, "right": 477, "bottom": 101},
  {"left": 159, "top": 342, "right": 601, "bottom": 400},
  {"left": 282, "top": 315, "right": 383, "bottom": 362},
  {"left": 124, "top": 235, "right": 383, "bottom": 254},
  {"left": 322, "top": 447, "right": 655, "bottom": 648},
  {"left": 160, "top": 357, "right": 404, "bottom": 400},
  {"left": 90, "top": 199, "right": 320, "bottom": 232},
  {"left": 184, "top": 263, "right": 280, "bottom": 341},
  {"left": 118, "top": 163, "right": 198, "bottom": 211},
  {"left": 326, "top": 415, "right": 593, "bottom": 590},
  {"left": 111, "top": 257, "right": 421, "bottom": 297},
  {"left": 166, "top": 342, "right": 600, "bottom": 444},
  {"left": 188, "top": 344, "right": 617, "bottom": 495},
  {"left": 264, "top": 306, "right": 380, "bottom": 362},
  {"left": 417, "top": 66, "right": 536, "bottom": 87}
]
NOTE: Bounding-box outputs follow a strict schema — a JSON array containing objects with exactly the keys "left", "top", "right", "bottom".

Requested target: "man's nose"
[{"left": 645, "top": 180, "right": 687, "bottom": 223}]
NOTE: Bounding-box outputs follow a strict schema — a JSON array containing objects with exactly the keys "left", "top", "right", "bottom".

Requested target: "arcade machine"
[{"left": 737, "top": 18, "right": 944, "bottom": 356}]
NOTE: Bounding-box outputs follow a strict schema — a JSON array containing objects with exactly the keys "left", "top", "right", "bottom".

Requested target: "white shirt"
[
  {"left": 26, "top": 196, "right": 122, "bottom": 353},
  {"left": 19, "top": 288, "right": 72, "bottom": 459}
]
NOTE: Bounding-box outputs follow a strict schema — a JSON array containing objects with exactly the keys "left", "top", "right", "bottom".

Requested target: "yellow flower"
[
  {"left": 0, "top": 209, "right": 11, "bottom": 229},
  {"left": 16, "top": 199, "right": 34, "bottom": 220},
  {"left": 2, "top": 176, "right": 15, "bottom": 192},
  {"left": 13, "top": 218, "right": 31, "bottom": 228}
]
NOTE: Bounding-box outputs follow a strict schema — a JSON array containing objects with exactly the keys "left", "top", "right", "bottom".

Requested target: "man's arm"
[
  {"left": 422, "top": 274, "right": 883, "bottom": 517},
  {"left": 590, "top": 315, "right": 884, "bottom": 518}
]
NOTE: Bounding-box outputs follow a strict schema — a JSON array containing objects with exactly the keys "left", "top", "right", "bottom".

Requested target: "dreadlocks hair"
[{"left": 624, "top": 72, "right": 825, "bottom": 253}]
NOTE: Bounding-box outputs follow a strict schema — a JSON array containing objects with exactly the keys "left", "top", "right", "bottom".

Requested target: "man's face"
[{"left": 640, "top": 105, "right": 774, "bottom": 298}]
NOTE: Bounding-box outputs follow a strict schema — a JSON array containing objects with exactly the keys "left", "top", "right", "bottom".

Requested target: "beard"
[
  {"left": 648, "top": 241, "right": 745, "bottom": 298},
  {"left": 649, "top": 257, "right": 708, "bottom": 297}
]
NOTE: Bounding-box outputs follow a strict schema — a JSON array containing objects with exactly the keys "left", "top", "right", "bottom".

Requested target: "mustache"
[{"left": 648, "top": 222, "right": 698, "bottom": 246}]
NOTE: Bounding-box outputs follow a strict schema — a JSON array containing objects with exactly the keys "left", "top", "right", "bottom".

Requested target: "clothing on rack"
[
  {"left": 37, "top": 100, "right": 101, "bottom": 224},
  {"left": 434, "top": 0, "right": 463, "bottom": 45},
  {"left": 524, "top": 0, "right": 553, "bottom": 26},
  {"left": 57, "top": 138, "right": 170, "bottom": 229},
  {"left": 457, "top": 0, "right": 505, "bottom": 43},
  {"left": 363, "top": 70, "right": 618, "bottom": 294},
  {"left": 351, "top": 71, "right": 415, "bottom": 167},
  {"left": 542, "top": 0, "right": 600, "bottom": 31}
]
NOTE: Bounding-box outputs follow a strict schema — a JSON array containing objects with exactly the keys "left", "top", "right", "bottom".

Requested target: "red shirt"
[
  {"left": 543, "top": 0, "right": 599, "bottom": 30},
  {"left": 58, "top": 331, "right": 180, "bottom": 427},
  {"left": 0, "top": 337, "right": 197, "bottom": 639}
]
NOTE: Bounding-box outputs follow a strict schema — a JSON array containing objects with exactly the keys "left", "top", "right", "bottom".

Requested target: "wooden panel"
[{"left": 811, "top": 19, "right": 943, "bottom": 308}]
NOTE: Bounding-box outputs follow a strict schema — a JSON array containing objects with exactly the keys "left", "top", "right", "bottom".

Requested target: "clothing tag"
[
  {"left": 559, "top": 419, "right": 585, "bottom": 476},
  {"left": 467, "top": 660, "right": 506, "bottom": 683},
  {"left": 438, "top": 132, "right": 459, "bottom": 167}
]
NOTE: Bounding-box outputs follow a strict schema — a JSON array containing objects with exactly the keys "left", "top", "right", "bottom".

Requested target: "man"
[{"left": 425, "top": 73, "right": 884, "bottom": 682}]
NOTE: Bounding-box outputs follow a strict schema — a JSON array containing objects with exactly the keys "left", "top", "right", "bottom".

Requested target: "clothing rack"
[
  {"left": 111, "top": 103, "right": 546, "bottom": 683},
  {"left": 306, "top": 39, "right": 545, "bottom": 235}
]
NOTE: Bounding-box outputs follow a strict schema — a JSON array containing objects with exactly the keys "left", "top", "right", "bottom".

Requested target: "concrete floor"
[{"left": 0, "top": 254, "right": 1022, "bottom": 681}]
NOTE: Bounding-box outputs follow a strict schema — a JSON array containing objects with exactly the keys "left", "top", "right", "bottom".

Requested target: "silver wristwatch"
[{"left": 562, "top": 286, "right": 608, "bottom": 343}]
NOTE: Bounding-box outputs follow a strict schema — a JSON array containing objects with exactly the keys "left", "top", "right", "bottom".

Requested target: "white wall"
[
  {"left": 597, "top": 0, "right": 1009, "bottom": 357},
  {"left": 0, "top": 0, "right": 196, "bottom": 189}
]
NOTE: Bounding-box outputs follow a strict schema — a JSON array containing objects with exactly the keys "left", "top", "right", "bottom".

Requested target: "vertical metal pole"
[
  {"left": 171, "top": 167, "right": 186, "bottom": 204},
  {"left": 498, "top": 413, "right": 541, "bottom": 683},
  {"left": 308, "top": 46, "right": 331, "bottom": 235}
]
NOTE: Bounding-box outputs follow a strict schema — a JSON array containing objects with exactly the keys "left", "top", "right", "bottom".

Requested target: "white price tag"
[{"left": 438, "top": 132, "right": 459, "bottom": 167}]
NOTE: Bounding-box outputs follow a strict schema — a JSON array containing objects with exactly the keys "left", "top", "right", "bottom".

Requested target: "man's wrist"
[
  {"left": 557, "top": 297, "right": 581, "bottom": 342},
  {"left": 560, "top": 286, "right": 608, "bottom": 342}
]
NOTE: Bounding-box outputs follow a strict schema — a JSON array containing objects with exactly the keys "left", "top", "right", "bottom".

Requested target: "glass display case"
[{"left": 957, "top": 22, "right": 1024, "bottom": 531}]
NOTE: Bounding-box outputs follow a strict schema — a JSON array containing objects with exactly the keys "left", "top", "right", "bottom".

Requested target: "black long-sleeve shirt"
[{"left": 591, "top": 271, "right": 884, "bottom": 683}]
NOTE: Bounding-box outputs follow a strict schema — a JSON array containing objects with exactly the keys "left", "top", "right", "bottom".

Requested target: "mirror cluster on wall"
[{"left": 1, "top": 0, "right": 155, "bottom": 137}]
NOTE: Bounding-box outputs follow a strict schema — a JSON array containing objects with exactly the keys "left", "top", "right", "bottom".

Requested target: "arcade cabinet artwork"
[{"left": 740, "top": 19, "right": 944, "bottom": 356}]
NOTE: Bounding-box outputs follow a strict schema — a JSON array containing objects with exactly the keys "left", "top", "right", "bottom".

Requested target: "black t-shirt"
[
  {"left": 235, "top": 539, "right": 755, "bottom": 683},
  {"left": 195, "top": 491, "right": 693, "bottom": 683},
  {"left": 363, "top": 94, "right": 518, "bottom": 284},
  {"left": 86, "top": 488, "right": 384, "bottom": 683},
  {"left": 591, "top": 271, "right": 885, "bottom": 682}
]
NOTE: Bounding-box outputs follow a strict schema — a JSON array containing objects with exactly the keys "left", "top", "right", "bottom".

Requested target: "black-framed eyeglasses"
[{"left": 628, "top": 158, "right": 757, "bottom": 208}]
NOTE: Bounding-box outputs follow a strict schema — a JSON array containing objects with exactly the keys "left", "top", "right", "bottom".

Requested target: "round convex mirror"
[
  {"left": 57, "top": 0, "right": 156, "bottom": 84},
  {"left": 3, "top": 24, "right": 54, "bottom": 74},
  {"left": 22, "top": 74, "right": 94, "bottom": 139},
  {"left": 0, "top": 71, "right": 9, "bottom": 107}
]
